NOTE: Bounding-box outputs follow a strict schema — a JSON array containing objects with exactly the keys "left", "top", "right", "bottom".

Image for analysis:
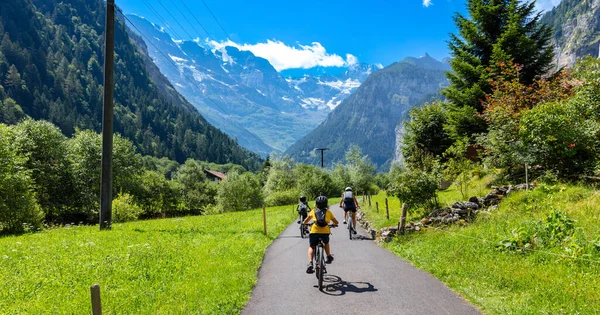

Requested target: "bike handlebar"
[{"left": 303, "top": 223, "right": 337, "bottom": 228}]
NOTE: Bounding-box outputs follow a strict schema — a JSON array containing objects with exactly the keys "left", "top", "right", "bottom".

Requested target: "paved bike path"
[{"left": 242, "top": 204, "right": 480, "bottom": 315}]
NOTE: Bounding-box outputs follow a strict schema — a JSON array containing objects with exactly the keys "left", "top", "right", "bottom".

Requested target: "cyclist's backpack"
[
  {"left": 343, "top": 191, "right": 356, "bottom": 209},
  {"left": 298, "top": 202, "right": 308, "bottom": 213},
  {"left": 314, "top": 208, "right": 328, "bottom": 227}
]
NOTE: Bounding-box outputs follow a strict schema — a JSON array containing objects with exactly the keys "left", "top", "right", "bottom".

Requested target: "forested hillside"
[
  {"left": 285, "top": 55, "right": 448, "bottom": 170},
  {"left": 0, "top": 0, "right": 260, "bottom": 170},
  {"left": 541, "top": 0, "right": 600, "bottom": 68}
]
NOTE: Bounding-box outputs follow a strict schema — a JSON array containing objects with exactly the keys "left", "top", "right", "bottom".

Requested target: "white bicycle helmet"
[{"left": 345, "top": 187, "right": 352, "bottom": 191}]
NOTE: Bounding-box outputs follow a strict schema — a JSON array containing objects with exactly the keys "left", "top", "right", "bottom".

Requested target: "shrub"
[
  {"left": 265, "top": 189, "right": 298, "bottom": 207},
  {"left": 134, "top": 170, "right": 182, "bottom": 218},
  {"left": 0, "top": 124, "right": 43, "bottom": 234},
  {"left": 218, "top": 172, "right": 263, "bottom": 212},
  {"left": 388, "top": 164, "right": 440, "bottom": 208},
  {"left": 519, "top": 101, "right": 599, "bottom": 177},
  {"left": 112, "top": 193, "right": 143, "bottom": 223}
]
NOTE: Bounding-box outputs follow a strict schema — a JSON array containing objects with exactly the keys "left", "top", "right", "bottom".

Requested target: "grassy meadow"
[
  {"left": 0, "top": 205, "right": 296, "bottom": 314},
  {"left": 361, "top": 183, "right": 600, "bottom": 314}
]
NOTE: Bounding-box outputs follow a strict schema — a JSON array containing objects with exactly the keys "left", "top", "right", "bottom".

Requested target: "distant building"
[{"left": 204, "top": 169, "right": 227, "bottom": 182}]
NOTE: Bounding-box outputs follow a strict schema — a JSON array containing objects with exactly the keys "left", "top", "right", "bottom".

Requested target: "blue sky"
[{"left": 118, "top": 0, "right": 561, "bottom": 71}]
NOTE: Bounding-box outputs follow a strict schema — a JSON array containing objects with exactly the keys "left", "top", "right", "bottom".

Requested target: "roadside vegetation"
[
  {"left": 381, "top": 183, "right": 600, "bottom": 314},
  {"left": 0, "top": 204, "right": 295, "bottom": 314},
  {"left": 357, "top": 1, "right": 600, "bottom": 313}
]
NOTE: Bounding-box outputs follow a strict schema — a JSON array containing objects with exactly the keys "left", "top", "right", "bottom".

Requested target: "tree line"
[{"left": 0, "top": 119, "right": 252, "bottom": 234}]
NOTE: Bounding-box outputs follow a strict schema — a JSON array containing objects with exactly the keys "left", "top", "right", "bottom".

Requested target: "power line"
[
  {"left": 155, "top": 0, "right": 197, "bottom": 40},
  {"left": 176, "top": 0, "right": 216, "bottom": 42},
  {"left": 198, "top": 0, "right": 232, "bottom": 41},
  {"left": 141, "top": 0, "right": 184, "bottom": 40},
  {"left": 116, "top": 8, "right": 229, "bottom": 115},
  {"left": 169, "top": 0, "right": 208, "bottom": 41}
]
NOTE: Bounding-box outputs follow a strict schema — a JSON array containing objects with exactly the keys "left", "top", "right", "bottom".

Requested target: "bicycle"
[
  {"left": 314, "top": 224, "right": 336, "bottom": 291},
  {"left": 347, "top": 212, "right": 354, "bottom": 240},
  {"left": 346, "top": 207, "right": 359, "bottom": 240},
  {"left": 299, "top": 214, "right": 309, "bottom": 238}
]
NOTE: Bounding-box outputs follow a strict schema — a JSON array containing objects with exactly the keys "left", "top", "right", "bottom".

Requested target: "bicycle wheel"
[
  {"left": 300, "top": 224, "right": 306, "bottom": 238},
  {"left": 317, "top": 245, "right": 324, "bottom": 290},
  {"left": 348, "top": 217, "right": 353, "bottom": 240}
]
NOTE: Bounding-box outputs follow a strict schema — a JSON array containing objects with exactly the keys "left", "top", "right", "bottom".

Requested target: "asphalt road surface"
[{"left": 242, "top": 204, "right": 481, "bottom": 315}]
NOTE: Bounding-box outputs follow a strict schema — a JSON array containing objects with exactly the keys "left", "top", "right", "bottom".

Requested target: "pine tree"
[{"left": 443, "top": 0, "right": 554, "bottom": 112}]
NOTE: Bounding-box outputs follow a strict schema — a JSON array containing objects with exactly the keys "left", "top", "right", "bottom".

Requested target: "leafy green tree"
[
  {"left": 330, "top": 163, "right": 351, "bottom": 194},
  {"left": 66, "top": 130, "right": 141, "bottom": 221},
  {"left": 294, "top": 164, "right": 335, "bottom": 199},
  {"left": 0, "top": 97, "right": 25, "bottom": 124},
  {"left": 345, "top": 145, "right": 376, "bottom": 195},
  {"left": 401, "top": 102, "right": 453, "bottom": 168},
  {"left": 263, "top": 155, "right": 296, "bottom": 195},
  {"left": 173, "top": 159, "right": 217, "bottom": 211},
  {"left": 444, "top": 140, "right": 476, "bottom": 199},
  {"left": 134, "top": 170, "right": 181, "bottom": 218},
  {"left": 11, "top": 119, "right": 74, "bottom": 221},
  {"left": 0, "top": 124, "right": 42, "bottom": 234},
  {"left": 218, "top": 172, "right": 264, "bottom": 212},
  {"left": 443, "top": 0, "right": 554, "bottom": 137},
  {"left": 389, "top": 163, "right": 440, "bottom": 208}
]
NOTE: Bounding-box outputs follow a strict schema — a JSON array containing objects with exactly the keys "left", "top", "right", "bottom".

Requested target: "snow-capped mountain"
[{"left": 126, "top": 15, "right": 375, "bottom": 155}]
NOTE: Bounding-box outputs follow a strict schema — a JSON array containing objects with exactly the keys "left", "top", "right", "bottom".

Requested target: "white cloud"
[
  {"left": 346, "top": 54, "right": 358, "bottom": 66},
  {"left": 535, "top": 0, "right": 562, "bottom": 12},
  {"left": 423, "top": 0, "right": 432, "bottom": 8},
  {"left": 208, "top": 39, "right": 357, "bottom": 71}
]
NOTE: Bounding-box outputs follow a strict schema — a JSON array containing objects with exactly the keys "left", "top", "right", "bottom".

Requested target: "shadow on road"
[
  {"left": 350, "top": 234, "right": 373, "bottom": 241},
  {"left": 315, "top": 274, "right": 378, "bottom": 296},
  {"left": 277, "top": 235, "right": 303, "bottom": 239}
]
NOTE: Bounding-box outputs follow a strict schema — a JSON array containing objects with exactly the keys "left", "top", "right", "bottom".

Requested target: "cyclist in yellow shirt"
[{"left": 303, "top": 195, "right": 338, "bottom": 274}]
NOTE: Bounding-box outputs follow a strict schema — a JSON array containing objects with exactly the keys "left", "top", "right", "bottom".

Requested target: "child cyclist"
[
  {"left": 296, "top": 195, "right": 312, "bottom": 224},
  {"left": 303, "top": 195, "right": 338, "bottom": 274}
]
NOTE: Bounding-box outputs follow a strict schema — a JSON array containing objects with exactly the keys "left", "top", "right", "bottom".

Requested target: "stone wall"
[{"left": 358, "top": 184, "right": 534, "bottom": 243}]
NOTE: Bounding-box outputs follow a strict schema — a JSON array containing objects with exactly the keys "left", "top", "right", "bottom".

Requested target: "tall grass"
[{"left": 0, "top": 205, "right": 296, "bottom": 314}]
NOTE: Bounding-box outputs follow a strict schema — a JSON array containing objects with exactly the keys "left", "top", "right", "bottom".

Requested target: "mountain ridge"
[
  {"left": 285, "top": 56, "right": 450, "bottom": 170},
  {"left": 126, "top": 14, "right": 378, "bottom": 154}
]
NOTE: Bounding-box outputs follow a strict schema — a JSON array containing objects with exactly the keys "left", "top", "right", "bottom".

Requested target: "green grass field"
[
  {"left": 0, "top": 205, "right": 297, "bottom": 314},
  {"left": 361, "top": 183, "right": 600, "bottom": 314}
]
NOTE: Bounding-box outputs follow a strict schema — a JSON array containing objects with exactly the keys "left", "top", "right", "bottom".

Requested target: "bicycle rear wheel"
[
  {"left": 300, "top": 223, "right": 305, "bottom": 238},
  {"left": 317, "top": 245, "right": 324, "bottom": 290},
  {"left": 348, "top": 217, "right": 353, "bottom": 240}
]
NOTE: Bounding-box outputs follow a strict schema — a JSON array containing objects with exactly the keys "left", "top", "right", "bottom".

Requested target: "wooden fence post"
[
  {"left": 385, "top": 198, "right": 389, "bottom": 220},
  {"left": 90, "top": 284, "right": 102, "bottom": 315},
  {"left": 399, "top": 203, "right": 408, "bottom": 234},
  {"left": 375, "top": 202, "right": 379, "bottom": 213},
  {"left": 263, "top": 206, "right": 267, "bottom": 236}
]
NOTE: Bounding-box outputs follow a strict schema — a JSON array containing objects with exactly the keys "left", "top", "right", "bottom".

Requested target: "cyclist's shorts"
[
  {"left": 343, "top": 206, "right": 357, "bottom": 213},
  {"left": 309, "top": 233, "right": 330, "bottom": 247}
]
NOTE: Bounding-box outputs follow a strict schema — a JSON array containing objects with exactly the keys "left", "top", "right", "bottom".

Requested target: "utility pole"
[
  {"left": 316, "top": 148, "right": 329, "bottom": 168},
  {"left": 100, "top": 0, "right": 115, "bottom": 230}
]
